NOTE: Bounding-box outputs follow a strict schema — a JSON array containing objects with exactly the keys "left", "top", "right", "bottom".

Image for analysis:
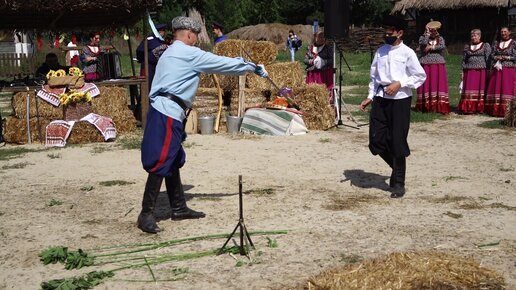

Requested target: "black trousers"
[{"left": 369, "top": 96, "right": 411, "bottom": 158}]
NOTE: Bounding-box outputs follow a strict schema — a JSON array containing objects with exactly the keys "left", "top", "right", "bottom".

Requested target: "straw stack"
[
  {"left": 3, "top": 116, "right": 51, "bottom": 144},
  {"left": 294, "top": 84, "right": 335, "bottom": 130},
  {"left": 4, "top": 86, "right": 137, "bottom": 144},
  {"left": 67, "top": 121, "right": 105, "bottom": 144},
  {"left": 192, "top": 88, "right": 221, "bottom": 117},
  {"left": 213, "top": 39, "right": 277, "bottom": 65},
  {"left": 12, "top": 91, "right": 63, "bottom": 120},
  {"left": 228, "top": 88, "right": 268, "bottom": 117},
  {"left": 307, "top": 251, "right": 505, "bottom": 290},
  {"left": 246, "top": 61, "right": 304, "bottom": 92},
  {"left": 504, "top": 98, "right": 516, "bottom": 127}
]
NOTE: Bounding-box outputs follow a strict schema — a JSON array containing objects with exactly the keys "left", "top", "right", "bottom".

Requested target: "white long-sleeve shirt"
[{"left": 367, "top": 41, "right": 426, "bottom": 100}]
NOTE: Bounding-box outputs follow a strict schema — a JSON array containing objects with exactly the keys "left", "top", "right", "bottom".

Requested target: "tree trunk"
[{"left": 187, "top": 8, "right": 211, "bottom": 47}]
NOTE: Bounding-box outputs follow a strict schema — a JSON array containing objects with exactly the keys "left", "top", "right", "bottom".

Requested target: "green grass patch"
[
  {"left": 80, "top": 185, "right": 94, "bottom": 191},
  {"left": 499, "top": 165, "right": 514, "bottom": 172},
  {"left": 99, "top": 180, "right": 135, "bottom": 187},
  {"left": 244, "top": 188, "right": 275, "bottom": 195},
  {"left": 318, "top": 138, "right": 331, "bottom": 143},
  {"left": 0, "top": 147, "right": 42, "bottom": 161},
  {"left": 47, "top": 153, "right": 61, "bottom": 159},
  {"left": 116, "top": 131, "right": 143, "bottom": 150},
  {"left": 478, "top": 119, "right": 506, "bottom": 129},
  {"left": 2, "top": 161, "right": 33, "bottom": 169},
  {"left": 47, "top": 199, "right": 64, "bottom": 207},
  {"left": 410, "top": 110, "right": 445, "bottom": 123},
  {"left": 340, "top": 254, "right": 364, "bottom": 264},
  {"left": 444, "top": 175, "right": 468, "bottom": 182},
  {"left": 183, "top": 142, "right": 197, "bottom": 149},
  {"left": 90, "top": 145, "right": 112, "bottom": 154},
  {"left": 444, "top": 211, "right": 463, "bottom": 219}
]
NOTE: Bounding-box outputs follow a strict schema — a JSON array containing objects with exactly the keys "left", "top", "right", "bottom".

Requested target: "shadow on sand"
[{"left": 341, "top": 169, "right": 390, "bottom": 192}]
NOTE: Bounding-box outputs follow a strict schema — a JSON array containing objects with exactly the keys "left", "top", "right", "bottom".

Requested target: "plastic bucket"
[
  {"left": 226, "top": 116, "right": 243, "bottom": 134},
  {"left": 198, "top": 116, "right": 215, "bottom": 135}
]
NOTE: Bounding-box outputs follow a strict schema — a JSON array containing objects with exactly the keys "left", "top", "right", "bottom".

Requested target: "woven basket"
[
  {"left": 48, "top": 76, "right": 85, "bottom": 88},
  {"left": 63, "top": 102, "right": 92, "bottom": 121}
]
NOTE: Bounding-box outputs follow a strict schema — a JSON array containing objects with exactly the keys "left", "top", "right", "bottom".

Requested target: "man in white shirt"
[{"left": 360, "top": 16, "right": 426, "bottom": 198}]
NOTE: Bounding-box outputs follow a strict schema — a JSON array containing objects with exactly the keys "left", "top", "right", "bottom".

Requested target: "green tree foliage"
[
  {"left": 351, "top": 0, "right": 393, "bottom": 26},
  {"left": 154, "top": 0, "right": 392, "bottom": 33}
]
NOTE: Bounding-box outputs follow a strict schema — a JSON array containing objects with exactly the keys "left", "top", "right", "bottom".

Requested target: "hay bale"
[
  {"left": 198, "top": 73, "right": 238, "bottom": 91},
  {"left": 504, "top": 98, "right": 516, "bottom": 127},
  {"left": 112, "top": 109, "right": 137, "bottom": 134},
  {"left": 294, "top": 84, "right": 335, "bottom": 130},
  {"left": 3, "top": 116, "right": 50, "bottom": 144},
  {"left": 90, "top": 86, "right": 129, "bottom": 118},
  {"left": 307, "top": 251, "right": 505, "bottom": 290},
  {"left": 213, "top": 39, "right": 277, "bottom": 65},
  {"left": 12, "top": 91, "right": 63, "bottom": 120},
  {"left": 91, "top": 86, "right": 137, "bottom": 135},
  {"left": 67, "top": 121, "right": 105, "bottom": 144},
  {"left": 246, "top": 62, "right": 305, "bottom": 91},
  {"left": 228, "top": 89, "right": 268, "bottom": 116}
]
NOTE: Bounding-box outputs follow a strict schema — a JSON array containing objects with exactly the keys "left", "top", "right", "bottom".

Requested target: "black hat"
[
  {"left": 156, "top": 23, "right": 167, "bottom": 31},
  {"left": 382, "top": 15, "right": 407, "bottom": 31},
  {"left": 212, "top": 21, "right": 224, "bottom": 30}
]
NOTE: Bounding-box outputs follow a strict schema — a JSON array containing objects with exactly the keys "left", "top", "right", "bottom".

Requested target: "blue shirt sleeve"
[{"left": 149, "top": 40, "right": 256, "bottom": 121}]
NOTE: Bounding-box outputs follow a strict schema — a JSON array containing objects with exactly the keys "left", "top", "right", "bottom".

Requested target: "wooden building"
[{"left": 392, "top": 0, "right": 515, "bottom": 52}]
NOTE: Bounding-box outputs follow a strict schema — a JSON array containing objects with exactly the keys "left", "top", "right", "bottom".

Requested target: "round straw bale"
[
  {"left": 307, "top": 251, "right": 505, "bottom": 290},
  {"left": 213, "top": 39, "right": 277, "bottom": 65},
  {"left": 67, "top": 121, "right": 105, "bottom": 144},
  {"left": 247, "top": 62, "right": 305, "bottom": 91},
  {"left": 3, "top": 116, "right": 50, "bottom": 144},
  {"left": 12, "top": 91, "right": 62, "bottom": 120},
  {"left": 294, "top": 83, "right": 335, "bottom": 130}
]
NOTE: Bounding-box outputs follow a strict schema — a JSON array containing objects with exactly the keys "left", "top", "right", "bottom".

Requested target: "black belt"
[
  {"left": 159, "top": 92, "right": 192, "bottom": 127},
  {"left": 159, "top": 92, "right": 188, "bottom": 111}
]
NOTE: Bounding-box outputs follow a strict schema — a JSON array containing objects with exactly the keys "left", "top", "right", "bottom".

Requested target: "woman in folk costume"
[
  {"left": 304, "top": 31, "right": 334, "bottom": 100},
  {"left": 485, "top": 26, "right": 516, "bottom": 117},
  {"left": 458, "top": 29, "right": 491, "bottom": 114},
  {"left": 416, "top": 21, "right": 450, "bottom": 114},
  {"left": 80, "top": 32, "right": 102, "bottom": 81}
]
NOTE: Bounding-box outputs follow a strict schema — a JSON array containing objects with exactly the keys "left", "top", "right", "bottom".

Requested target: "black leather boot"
[
  {"left": 137, "top": 173, "right": 163, "bottom": 233},
  {"left": 379, "top": 152, "right": 394, "bottom": 187},
  {"left": 166, "top": 168, "right": 206, "bottom": 220},
  {"left": 390, "top": 157, "right": 406, "bottom": 198}
]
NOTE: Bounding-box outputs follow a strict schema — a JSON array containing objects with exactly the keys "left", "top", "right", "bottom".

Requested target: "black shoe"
[
  {"left": 171, "top": 207, "right": 206, "bottom": 220},
  {"left": 390, "top": 184, "right": 405, "bottom": 198},
  {"left": 137, "top": 213, "right": 161, "bottom": 233}
]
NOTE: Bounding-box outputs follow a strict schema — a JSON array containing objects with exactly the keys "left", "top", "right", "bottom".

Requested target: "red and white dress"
[
  {"left": 485, "top": 39, "right": 516, "bottom": 117},
  {"left": 416, "top": 35, "right": 450, "bottom": 114},
  {"left": 458, "top": 42, "right": 491, "bottom": 114}
]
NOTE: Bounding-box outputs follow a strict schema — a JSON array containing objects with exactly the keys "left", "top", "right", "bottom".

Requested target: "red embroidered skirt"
[
  {"left": 458, "top": 68, "right": 487, "bottom": 114},
  {"left": 485, "top": 67, "right": 515, "bottom": 117},
  {"left": 416, "top": 63, "right": 450, "bottom": 114}
]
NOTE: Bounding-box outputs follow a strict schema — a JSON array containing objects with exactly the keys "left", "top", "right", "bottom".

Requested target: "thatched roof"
[
  {"left": 392, "top": 0, "right": 514, "bottom": 13},
  {"left": 0, "top": 0, "right": 161, "bottom": 30}
]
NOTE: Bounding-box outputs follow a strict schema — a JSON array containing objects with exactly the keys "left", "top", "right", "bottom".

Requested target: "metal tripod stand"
[
  {"left": 326, "top": 41, "right": 368, "bottom": 130},
  {"left": 218, "top": 175, "right": 254, "bottom": 256}
]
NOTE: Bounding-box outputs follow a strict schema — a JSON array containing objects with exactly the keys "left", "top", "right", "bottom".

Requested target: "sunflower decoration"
[
  {"left": 59, "top": 90, "right": 93, "bottom": 106},
  {"left": 54, "top": 69, "right": 67, "bottom": 77},
  {"left": 68, "top": 67, "right": 84, "bottom": 77},
  {"left": 46, "top": 70, "right": 56, "bottom": 79}
]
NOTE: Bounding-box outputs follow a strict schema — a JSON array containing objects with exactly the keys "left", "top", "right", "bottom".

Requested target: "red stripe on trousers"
[{"left": 150, "top": 117, "right": 173, "bottom": 173}]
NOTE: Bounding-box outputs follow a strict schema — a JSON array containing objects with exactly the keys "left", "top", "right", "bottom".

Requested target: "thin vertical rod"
[{"left": 238, "top": 175, "right": 245, "bottom": 254}]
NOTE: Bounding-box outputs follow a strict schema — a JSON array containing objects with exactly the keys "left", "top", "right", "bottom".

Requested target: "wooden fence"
[{"left": 0, "top": 53, "right": 37, "bottom": 79}]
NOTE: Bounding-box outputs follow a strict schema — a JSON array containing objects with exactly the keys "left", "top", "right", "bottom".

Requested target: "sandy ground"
[{"left": 0, "top": 113, "right": 515, "bottom": 289}]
